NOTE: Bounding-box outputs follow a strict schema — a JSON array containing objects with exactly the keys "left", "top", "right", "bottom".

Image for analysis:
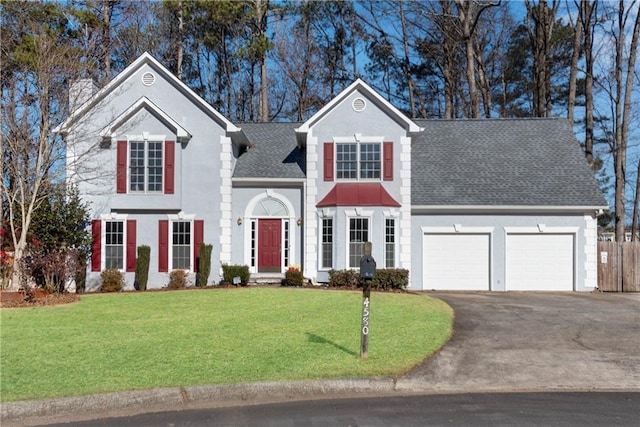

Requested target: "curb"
[{"left": 1, "top": 378, "right": 398, "bottom": 425}]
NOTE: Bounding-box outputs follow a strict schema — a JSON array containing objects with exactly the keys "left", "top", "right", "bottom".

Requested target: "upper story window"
[
  {"left": 117, "top": 138, "right": 175, "bottom": 195},
  {"left": 336, "top": 142, "right": 380, "bottom": 180},
  {"left": 324, "top": 140, "right": 392, "bottom": 182},
  {"left": 130, "top": 140, "right": 163, "bottom": 193}
]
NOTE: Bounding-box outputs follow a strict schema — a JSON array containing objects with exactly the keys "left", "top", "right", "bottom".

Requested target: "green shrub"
[
  {"left": 222, "top": 264, "right": 250, "bottom": 286},
  {"left": 134, "top": 245, "right": 150, "bottom": 291},
  {"left": 283, "top": 266, "right": 304, "bottom": 287},
  {"left": 100, "top": 268, "right": 124, "bottom": 292},
  {"left": 197, "top": 244, "right": 212, "bottom": 287},
  {"left": 372, "top": 268, "right": 409, "bottom": 290},
  {"left": 168, "top": 270, "right": 188, "bottom": 289},
  {"left": 328, "top": 268, "right": 409, "bottom": 291},
  {"left": 328, "top": 269, "right": 361, "bottom": 288}
]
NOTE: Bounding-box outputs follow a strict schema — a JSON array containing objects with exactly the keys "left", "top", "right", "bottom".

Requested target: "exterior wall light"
[
  {"left": 297, "top": 217, "right": 303, "bottom": 226},
  {"left": 237, "top": 217, "right": 243, "bottom": 226}
]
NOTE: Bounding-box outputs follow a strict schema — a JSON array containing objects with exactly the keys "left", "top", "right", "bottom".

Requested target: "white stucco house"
[{"left": 57, "top": 53, "right": 608, "bottom": 292}]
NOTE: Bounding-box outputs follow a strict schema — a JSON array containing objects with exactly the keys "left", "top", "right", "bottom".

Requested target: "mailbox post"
[{"left": 360, "top": 242, "right": 375, "bottom": 360}]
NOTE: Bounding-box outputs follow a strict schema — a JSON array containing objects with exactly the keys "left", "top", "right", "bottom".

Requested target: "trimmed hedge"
[
  {"left": 134, "top": 245, "right": 150, "bottom": 291},
  {"left": 222, "top": 264, "right": 250, "bottom": 286},
  {"left": 197, "top": 243, "right": 212, "bottom": 287},
  {"left": 328, "top": 268, "right": 409, "bottom": 291}
]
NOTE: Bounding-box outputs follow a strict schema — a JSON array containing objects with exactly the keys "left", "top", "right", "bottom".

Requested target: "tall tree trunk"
[
  {"left": 456, "top": 0, "right": 480, "bottom": 118},
  {"left": 581, "top": 0, "right": 597, "bottom": 165},
  {"left": 257, "top": 0, "right": 270, "bottom": 122},
  {"left": 632, "top": 157, "right": 640, "bottom": 241},
  {"left": 102, "top": 0, "right": 112, "bottom": 82},
  {"left": 613, "top": 0, "right": 640, "bottom": 241},
  {"left": 176, "top": 0, "right": 183, "bottom": 80},
  {"left": 567, "top": 2, "right": 582, "bottom": 125},
  {"left": 526, "top": 0, "right": 559, "bottom": 117},
  {"left": 399, "top": 0, "right": 417, "bottom": 118}
]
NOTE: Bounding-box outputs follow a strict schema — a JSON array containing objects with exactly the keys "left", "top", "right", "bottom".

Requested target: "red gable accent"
[{"left": 316, "top": 183, "right": 401, "bottom": 207}]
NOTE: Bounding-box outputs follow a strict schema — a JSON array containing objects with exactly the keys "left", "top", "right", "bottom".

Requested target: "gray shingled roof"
[
  {"left": 233, "top": 122, "right": 305, "bottom": 179},
  {"left": 233, "top": 118, "right": 607, "bottom": 208},
  {"left": 411, "top": 118, "right": 607, "bottom": 207}
]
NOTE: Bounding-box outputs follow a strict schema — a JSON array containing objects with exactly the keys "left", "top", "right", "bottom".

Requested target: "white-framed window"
[
  {"left": 349, "top": 217, "right": 369, "bottom": 268},
  {"left": 171, "top": 220, "right": 191, "bottom": 270},
  {"left": 385, "top": 218, "right": 396, "bottom": 268},
  {"left": 105, "top": 220, "right": 124, "bottom": 270},
  {"left": 321, "top": 217, "right": 333, "bottom": 269},
  {"left": 129, "top": 140, "right": 163, "bottom": 193},
  {"left": 336, "top": 142, "right": 381, "bottom": 180}
]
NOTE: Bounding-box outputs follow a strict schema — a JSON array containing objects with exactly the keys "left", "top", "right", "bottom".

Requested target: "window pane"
[
  {"left": 147, "top": 142, "right": 163, "bottom": 192},
  {"left": 385, "top": 218, "right": 395, "bottom": 268},
  {"left": 321, "top": 218, "right": 333, "bottom": 269},
  {"left": 172, "top": 221, "right": 191, "bottom": 269},
  {"left": 105, "top": 221, "right": 124, "bottom": 270},
  {"left": 337, "top": 143, "right": 357, "bottom": 179},
  {"left": 349, "top": 218, "right": 368, "bottom": 268},
  {"left": 129, "top": 142, "right": 145, "bottom": 192},
  {"left": 360, "top": 143, "right": 381, "bottom": 179}
]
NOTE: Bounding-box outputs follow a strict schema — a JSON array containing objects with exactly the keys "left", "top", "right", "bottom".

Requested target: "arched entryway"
[{"left": 244, "top": 192, "right": 296, "bottom": 274}]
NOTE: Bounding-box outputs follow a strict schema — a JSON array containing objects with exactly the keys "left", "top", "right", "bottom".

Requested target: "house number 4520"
[{"left": 362, "top": 297, "right": 370, "bottom": 335}]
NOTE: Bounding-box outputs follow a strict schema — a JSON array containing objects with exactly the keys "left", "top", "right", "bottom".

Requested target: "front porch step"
[{"left": 249, "top": 274, "right": 284, "bottom": 286}]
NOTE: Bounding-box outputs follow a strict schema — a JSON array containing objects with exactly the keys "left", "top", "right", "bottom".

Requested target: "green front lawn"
[{"left": 0, "top": 288, "right": 453, "bottom": 402}]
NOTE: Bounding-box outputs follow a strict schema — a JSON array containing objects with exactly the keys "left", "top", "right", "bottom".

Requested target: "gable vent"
[
  {"left": 141, "top": 72, "right": 156, "bottom": 86},
  {"left": 352, "top": 97, "right": 366, "bottom": 112}
]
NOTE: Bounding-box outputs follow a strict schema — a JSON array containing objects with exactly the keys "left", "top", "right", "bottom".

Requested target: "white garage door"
[
  {"left": 423, "top": 233, "right": 490, "bottom": 290},
  {"left": 506, "top": 234, "right": 574, "bottom": 291}
]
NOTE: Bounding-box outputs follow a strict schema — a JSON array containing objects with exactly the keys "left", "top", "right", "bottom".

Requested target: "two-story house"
[{"left": 58, "top": 53, "right": 607, "bottom": 292}]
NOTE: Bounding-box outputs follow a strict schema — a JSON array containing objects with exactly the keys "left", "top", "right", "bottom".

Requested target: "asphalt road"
[{"left": 45, "top": 392, "right": 640, "bottom": 427}]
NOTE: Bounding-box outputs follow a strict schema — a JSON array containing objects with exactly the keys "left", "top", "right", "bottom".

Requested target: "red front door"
[{"left": 258, "top": 219, "right": 281, "bottom": 272}]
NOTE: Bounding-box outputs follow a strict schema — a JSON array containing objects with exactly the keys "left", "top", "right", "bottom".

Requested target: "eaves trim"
[
  {"left": 55, "top": 52, "right": 240, "bottom": 135},
  {"left": 100, "top": 96, "right": 191, "bottom": 140},
  {"left": 411, "top": 205, "right": 609, "bottom": 215}
]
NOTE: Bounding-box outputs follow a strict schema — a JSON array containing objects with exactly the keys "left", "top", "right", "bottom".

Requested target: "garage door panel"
[
  {"left": 424, "top": 233, "right": 490, "bottom": 290},
  {"left": 506, "top": 234, "right": 574, "bottom": 291}
]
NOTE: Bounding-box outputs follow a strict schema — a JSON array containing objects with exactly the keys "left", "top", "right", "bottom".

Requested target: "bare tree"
[
  {"left": 525, "top": 0, "right": 560, "bottom": 117},
  {"left": 1, "top": 2, "right": 94, "bottom": 289}
]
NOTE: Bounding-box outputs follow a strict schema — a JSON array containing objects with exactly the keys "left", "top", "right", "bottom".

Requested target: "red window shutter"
[
  {"left": 324, "top": 142, "right": 334, "bottom": 181},
  {"left": 91, "top": 220, "right": 101, "bottom": 272},
  {"left": 126, "top": 220, "right": 137, "bottom": 272},
  {"left": 116, "top": 140, "right": 127, "bottom": 193},
  {"left": 164, "top": 140, "right": 175, "bottom": 194},
  {"left": 194, "top": 220, "right": 204, "bottom": 272},
  {"left": 159, "top": 220, "right": 169, "bottom": 272},
  {"left": 383, "top": 142, "right": 393, "bottom": 181}
]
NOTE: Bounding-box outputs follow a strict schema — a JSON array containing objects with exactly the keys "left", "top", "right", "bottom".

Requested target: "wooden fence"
[{"left": 597, "top": 242, "right": 640, "bottom": 292}]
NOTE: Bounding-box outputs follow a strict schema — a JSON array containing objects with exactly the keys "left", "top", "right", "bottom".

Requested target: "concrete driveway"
[{"left": 398, "top": 292, "right": 640, "bottom": 393}]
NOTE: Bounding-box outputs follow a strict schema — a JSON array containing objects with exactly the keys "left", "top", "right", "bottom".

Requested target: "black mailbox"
[{"left": 360, "top": 256, "right": 376, "bottom": 280}]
